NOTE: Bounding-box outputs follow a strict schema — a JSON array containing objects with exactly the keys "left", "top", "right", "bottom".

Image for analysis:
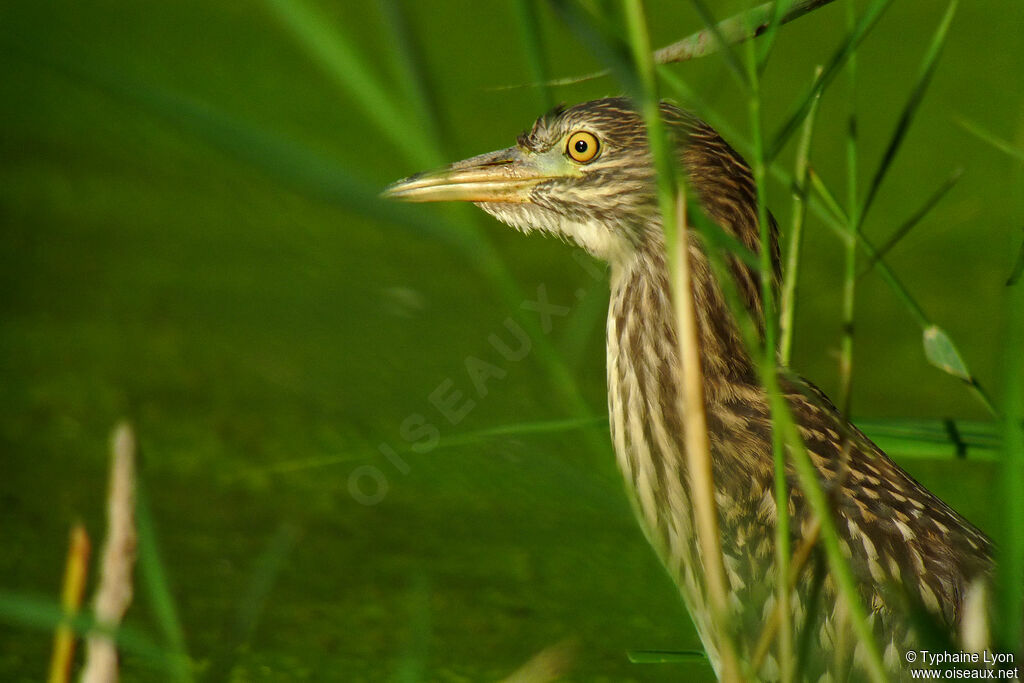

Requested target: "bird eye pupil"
[{"left": 575, "top": 140, "right": 588, "bottom": 153}]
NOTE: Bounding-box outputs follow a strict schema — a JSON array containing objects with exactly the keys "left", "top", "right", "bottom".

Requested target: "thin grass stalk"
[
  {"left": 739, "top": 24, "right": 794, "bottom": 681},
  {"left": 743, "top": 8, "right": 887, "bottom": 680},
  {"left": 779, "top": 66, "right": 823, "bottom": 366},
  {"left": 673, "top": 190, "right": 745, "bottom": 682},
  {"left": 838, "top": 1, "right": 859, "bottom": 417},
  {"left": 694, "top": 172, "right": 899, "bottom": 679},
  {"left": 622, "top": 3, "right": 742, "bottom": 678}
]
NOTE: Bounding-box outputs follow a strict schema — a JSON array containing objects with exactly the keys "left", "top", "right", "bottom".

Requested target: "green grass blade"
[
  {"left": 838, "top": 0, "right": 859, "bottom": 417},
  {"left": 135, "top": 479, "right": 193, "bottom": 682},
  {"left": 956, "top": 117, "right": 1024, "bottom": 164},
  {"left": 858, "top": 0, "right": 958, "bottom": 227},
  {"left": 262, "top": 0, "right": 436, "bottom": 167},
  {"left": 858, "top": 168, "right": 963, "bottom": 277},
  {"left": 379, "top": 0, "right": 449, "bottom": 152},
  {"left": 514, "top": 0, "right": 555, "bottom": 109},
  {"left": 0, "top": 591, "right": 174, "bottom": 669},
  {"left": 779, "top": 66, "right": 823, "bottom": 366},
  {"left": 767, "top": 0, "right": 895, "bottom": 162}
]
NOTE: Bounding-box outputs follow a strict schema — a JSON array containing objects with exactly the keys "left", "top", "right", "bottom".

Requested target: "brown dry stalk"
[
  {"left": 80, "top": 423, "right": 139, "bottom": 683},
  {"left": 671, "top": 190, "right": 744, "bottom": 681},
  {"left": 652, "top": 0, "right": 839, "bottom": 65}
]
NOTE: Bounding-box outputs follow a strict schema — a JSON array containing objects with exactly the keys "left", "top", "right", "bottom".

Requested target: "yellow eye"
[{"left": 566, "top": 131, "right": 600, "bottom": 163}]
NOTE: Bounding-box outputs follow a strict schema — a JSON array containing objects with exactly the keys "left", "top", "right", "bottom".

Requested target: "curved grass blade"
[{"left": 234, "top": 524, "right": 300, "bottom": 645}]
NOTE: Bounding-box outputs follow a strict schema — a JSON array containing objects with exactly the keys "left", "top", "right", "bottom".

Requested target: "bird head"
[{"left": 384, "top": 97, "right": 775, "bottom": 282}]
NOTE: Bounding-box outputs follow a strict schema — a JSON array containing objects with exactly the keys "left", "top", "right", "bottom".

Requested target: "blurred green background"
[{"left": 1, "top": 0, "right": 1022, "bottom": 680}]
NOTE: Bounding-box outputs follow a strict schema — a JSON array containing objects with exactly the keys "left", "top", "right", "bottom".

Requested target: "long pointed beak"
[{"left": 382, "top": 147, "right": 553, "bottom": 203}]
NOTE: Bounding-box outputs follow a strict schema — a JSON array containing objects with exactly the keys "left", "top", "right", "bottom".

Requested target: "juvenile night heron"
[{"left": 384, "top": 98, "right": 994, "bottom": 680}]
